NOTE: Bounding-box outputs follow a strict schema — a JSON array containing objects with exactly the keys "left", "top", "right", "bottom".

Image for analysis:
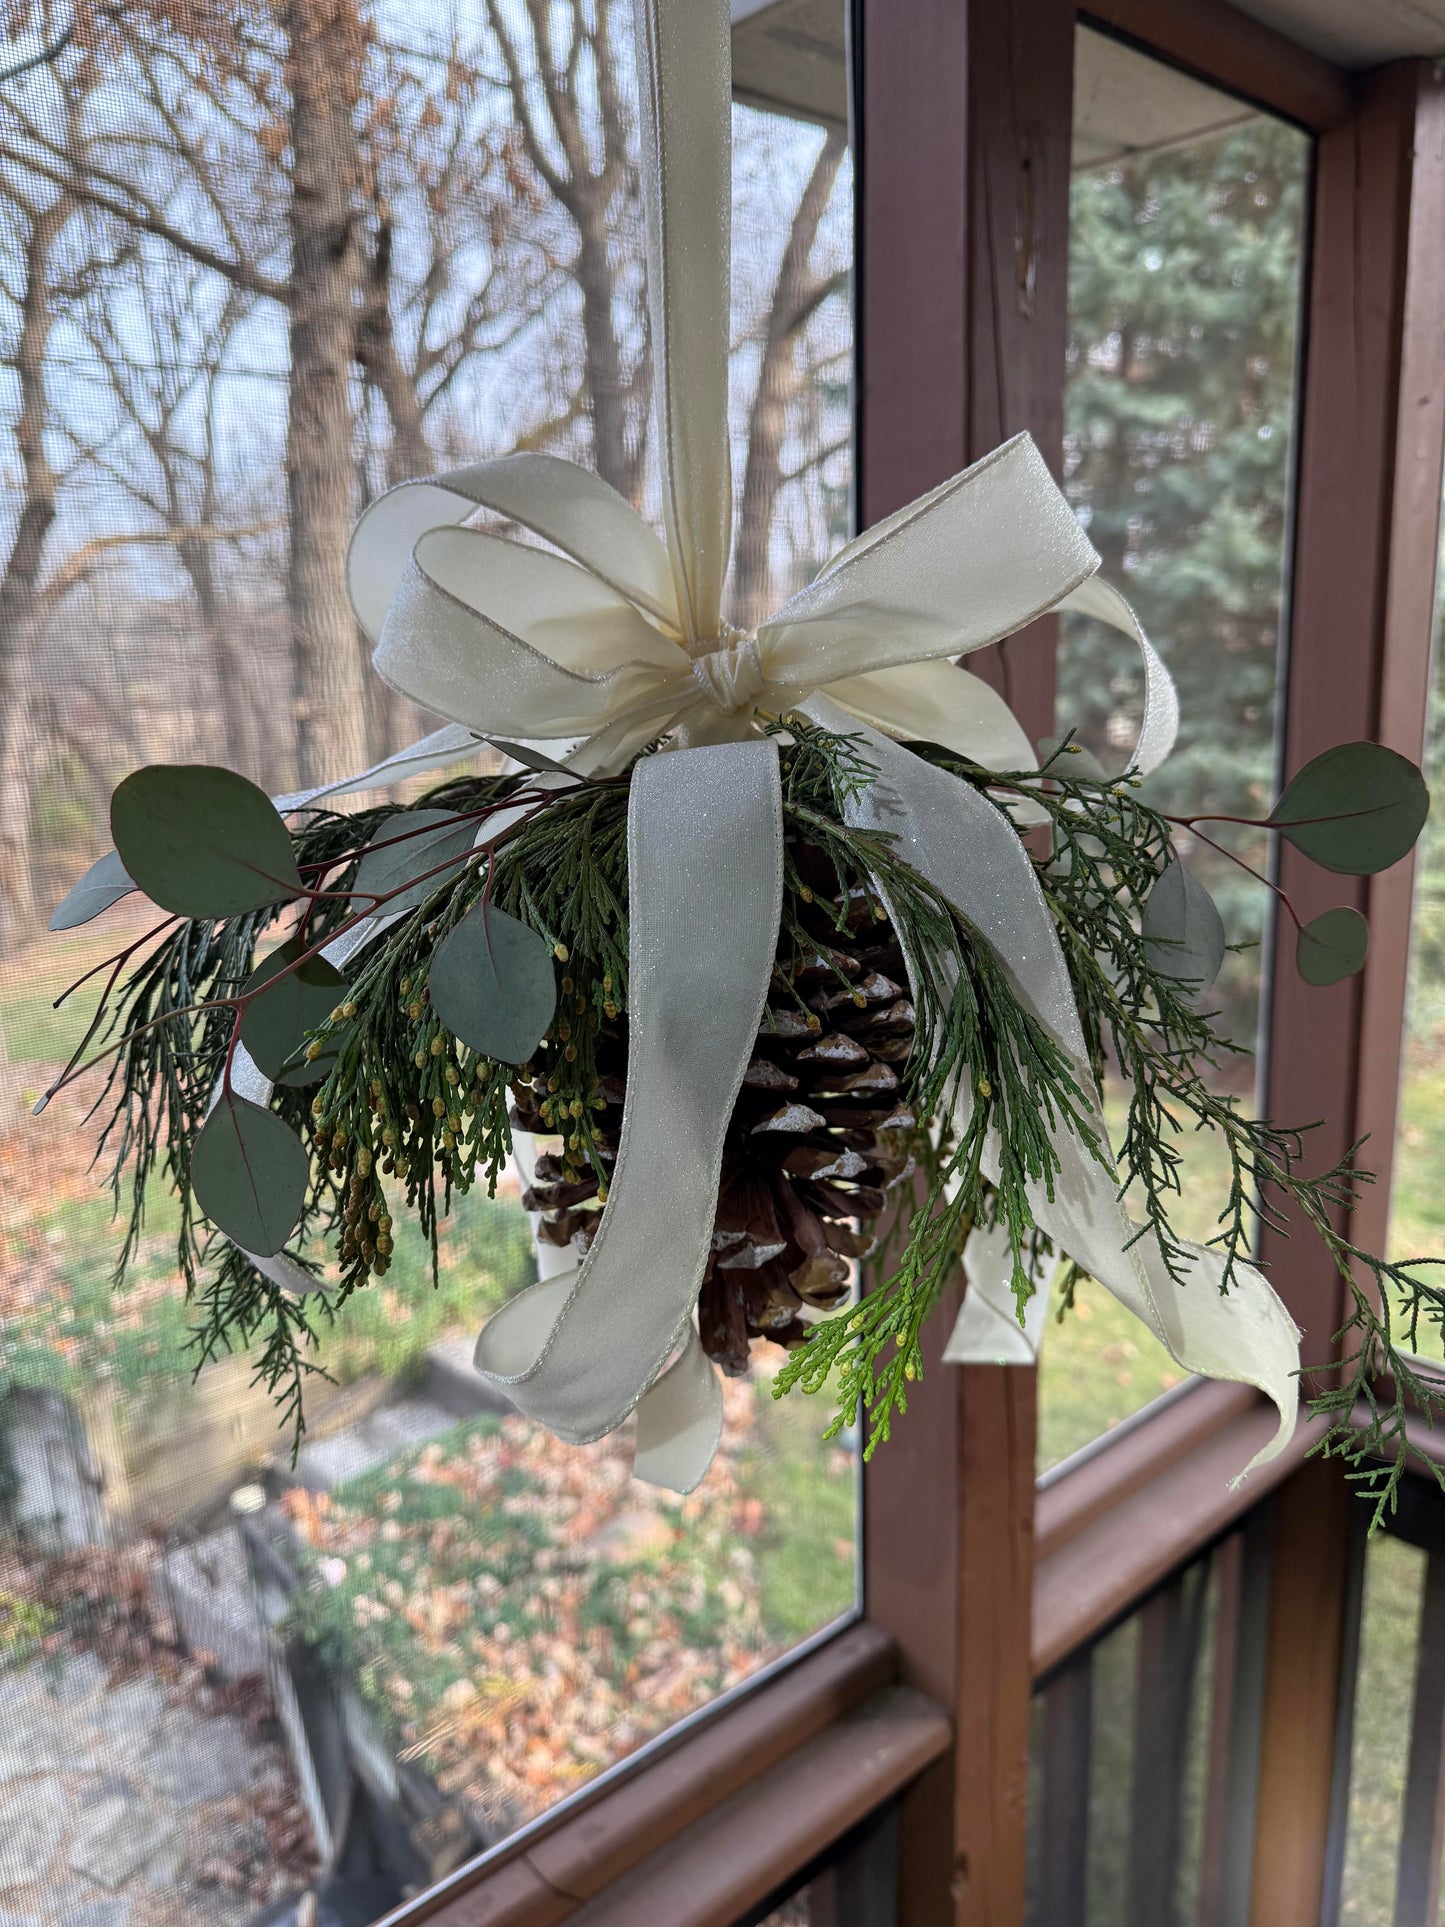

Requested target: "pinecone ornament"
[{"left": 511, "top": 836, "right": 918, "bottom": 1376}]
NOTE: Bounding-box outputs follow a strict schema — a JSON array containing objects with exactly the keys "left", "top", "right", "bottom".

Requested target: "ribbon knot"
[{"left": 690, "top": 633, "right": 764, "bottom": 714}]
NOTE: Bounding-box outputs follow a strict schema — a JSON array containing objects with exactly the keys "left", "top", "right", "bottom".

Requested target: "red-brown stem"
[
  {"left": 1177, "top": 823, "right": 1306, "bottom": 933},
  {"left": 53, "top": 915, "right": 182, "bottom": 1007},
  {"left": 40, "top": 794, "right": 554, "bottom": 1109}
]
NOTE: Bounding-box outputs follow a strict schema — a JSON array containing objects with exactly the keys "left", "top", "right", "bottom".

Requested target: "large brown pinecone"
[{"left": 510, "top": 839, "right": 918, "bottom": 1375}]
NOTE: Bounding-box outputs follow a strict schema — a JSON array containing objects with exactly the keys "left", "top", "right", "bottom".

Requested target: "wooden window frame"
[
  {"left": 380, "top": 3, "right": 1445, "bottom": 1921},
  {"left": 861, "top": 1, "right": 1445, "bottom": 1922}
]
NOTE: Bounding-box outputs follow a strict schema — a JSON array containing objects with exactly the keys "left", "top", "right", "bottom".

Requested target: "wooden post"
[{"left": 857, "top": 1, "right": 1075, "bottom": 1920}]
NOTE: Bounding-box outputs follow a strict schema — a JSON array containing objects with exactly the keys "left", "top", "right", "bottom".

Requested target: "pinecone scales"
[{"left": 510, "top": 839, "right": 918, "bottom": 1377}]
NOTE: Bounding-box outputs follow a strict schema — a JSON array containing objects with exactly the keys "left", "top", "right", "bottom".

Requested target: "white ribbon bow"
[{"left": 282, "top": 0, "right": 1297, "bottom": 1490}]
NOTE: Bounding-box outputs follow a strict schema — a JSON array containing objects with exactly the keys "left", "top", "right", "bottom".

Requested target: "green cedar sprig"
[{"left": 48, "top": 723, "right": 1441, "bottom": 1502}]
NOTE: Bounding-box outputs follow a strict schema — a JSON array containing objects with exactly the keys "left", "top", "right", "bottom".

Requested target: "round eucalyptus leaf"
[
  {"left": 1296, "top": 906, "right": 1370, "bottom": 987},
  {"left": 112, "top": 765, "right": 303, "bottom": 917},
  {"left": 1271, "top": 742, "right": 1429, "bottom": 875},
  {"left": 351, "top": 808, "right": 477, "bottom": 918},
  {"left": 48, "top": 849, "right": 135, "bottom": 931},
  {"left": 239, "top": 939, "right": 349, "bottom": 1086},
  {"left": 1142, "top": 857, "right": 1226, "bottom": 993},
  {"left": 428, "top": 903, "right": 556, "bottom": 1066},
  {"left": 192, "top": 1093, "right": 309, "bottom": 1256}
]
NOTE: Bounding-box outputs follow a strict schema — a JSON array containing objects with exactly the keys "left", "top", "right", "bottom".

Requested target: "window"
[
  {"left": 1038, "top": 26, "right": 1310, "bottom": 1471},
  {"left": 0, "top": 2, "right": 854, "bottom": 1917},
  {"left": 1335, "top": 1528, "right": 1425, "bottom": 1926},
  {"left": 1390, "top": 506, "right": 1445, "bottom": 1348}
]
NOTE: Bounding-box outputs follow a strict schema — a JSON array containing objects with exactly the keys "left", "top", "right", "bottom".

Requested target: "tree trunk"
[
  {"left": 357, "top": 213, "right": 432, "bottom": 487},
  {"left": 731, "top": 133, "right": 846, "bottom": 633},
  {"left": 284, "top": 0, "right": 369, "bottom": 787},
  {"left": 0, "top": 197, "right": 69, "bottom": 943},
  {"left": 575, "top": 205, "right": 641, "bottom": 503}
]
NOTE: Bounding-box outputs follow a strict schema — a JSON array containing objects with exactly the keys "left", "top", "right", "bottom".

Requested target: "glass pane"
[
  {"left": 1337, "top": 1531, "right": 1427, "bottom": 1925},
  {"left": 1028, "top": 1546, "right": 1220, "bottom": 1927},
  {"left": 1032, "top": 1549, "right": 1225, "bottom": 1927},
  {"left": 0, "top": 3, "right": 855, "bottom": 1919},
  {"left": 1038, "top": 26, "right": 1310, "bottom": 1471},
  {"left": 1390, "top": 507, "right": 1445, "bottom": 1353}
]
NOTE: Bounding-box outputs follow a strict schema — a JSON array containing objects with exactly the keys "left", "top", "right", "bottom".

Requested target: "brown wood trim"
[
  {"left": 1036, "top": 1379, "right": 1257, "bottom": 1559},
  {"left": 1032, "top": 1398, "right": 1326, "bottom": 1677},
  {"left": 389, "top": 1620, "right": 896, "bottom": 1925},
  {"left": 1351, "top": 60, "right": 1445, "bottom": 1265},
  {"left": 1078, "top": 0, "right": 1353, "bottom": 132},
  {"left": 544, "top": 1685, "right": 949, "bottom": 1927}
]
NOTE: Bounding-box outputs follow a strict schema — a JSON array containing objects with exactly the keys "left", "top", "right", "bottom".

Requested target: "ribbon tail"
[
  {"left": 473, "top": 740, "right": 784, "bottom": 1479},
  {"left": 634, "top": 1327, "right": 726, "bottom": 1493},
  {"left": 944, "top": 1221, "right": 1054, "bottom": 1365},
  {"left": 802, "top": 693, "right": 1299, "bottom": 1476},
  {"left": 270, "top": 723, "right": 484, "bottom": 815}
]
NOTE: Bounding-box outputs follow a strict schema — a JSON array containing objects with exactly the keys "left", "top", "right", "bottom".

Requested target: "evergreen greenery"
[{"left": 44, "top": 717, "right": 1437, "bottom": 1513}]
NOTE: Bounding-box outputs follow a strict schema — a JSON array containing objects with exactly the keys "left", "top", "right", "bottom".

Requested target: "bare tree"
[
  {"left": 0, "top": 0, "right": 856, "bottom": 959},
  {"left": 0, "top": 1, "right": 374, "bottom": 782},
  {"left": 281, "top": 0, "right": 369, "bottom": 782},
  {"left": 74, "top": 262, "right": 276, "bottom": 776},
  {"left": 484, "top": 0, "right": 650, "bottom": 502},
  {"left": 356, "top": 38, "right": 566, "bottom": 488},
  {"left": 0, "top": 17, "right": 100, "bottom": 938},
  {"left": 730, "top": 128, "right": 847, "bottom": 633}
]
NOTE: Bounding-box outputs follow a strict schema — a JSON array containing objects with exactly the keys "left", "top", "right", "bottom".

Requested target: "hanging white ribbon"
[
  {"left": 803, "top": 695, "right": 1299, "bottom": 1476},
  {"left": 194, "top": 0, "right": 1297, "bottom": 1489},
  {"left": 471, "top": 740, "right": 782, "bottom": 1490}
]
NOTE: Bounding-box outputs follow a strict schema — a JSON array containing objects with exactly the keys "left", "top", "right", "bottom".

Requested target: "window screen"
[
  {"left": 1038, "top": 24, "right": 1309, "bottom": 1472},
  {"left": 0, "top": 2, "right": 856, "bottom": 1918}
]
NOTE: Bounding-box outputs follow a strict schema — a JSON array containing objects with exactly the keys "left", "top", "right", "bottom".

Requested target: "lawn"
[
  {"left": 1036, "top": 1093, "right": 1233, "bottom": 1471},
  {"left": 1039, "top": 1036, "right": 1445, "bottom": 1470},
  {"left": 1337, "top": 1531, "right": 1424, "bottom": 1926},
  {"left": 282, "top": 1371, "right": 856, "bottom": 1835},
  {"left": 0, "top": 908, "right": 535, "bottom": 1449}
]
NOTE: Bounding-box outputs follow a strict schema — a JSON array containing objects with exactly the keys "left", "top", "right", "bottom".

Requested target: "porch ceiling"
[
  {"left": 1227, "top": 0, "right": 1445, "bottom": 66},
  {"left": 727, "top": 6, "right": 1261, "bottom": 163},
  {"left": 731, "top": 1, "right": 1445, "bottom": 141}
]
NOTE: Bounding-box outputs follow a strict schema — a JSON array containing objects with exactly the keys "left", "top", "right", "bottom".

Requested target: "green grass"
[
  {"left": 1338, "top": 1532, "right": 1424, "bottom": 1927},
  {"left": 281, "top": 1385, "right": 856, "bottom": 1828},
  {"left": 1389, "top": 1043, "right": 1445, "bottom": 1350},
  {"left": 0, "top": 906, "right": 537, "bottom": 1412},
  {"left": 1, "top": 1180, "right": 533, "bottom": 1402},
  {"left": 738, "top": 1374, "right": 856, "bottom": 1645},
  {"left": 1036, "top": 1096, "right": 1233, "bottom": 1471},
  {"left": 1037, "top": 1038, "right": 1445, "bottom": 1471}
]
